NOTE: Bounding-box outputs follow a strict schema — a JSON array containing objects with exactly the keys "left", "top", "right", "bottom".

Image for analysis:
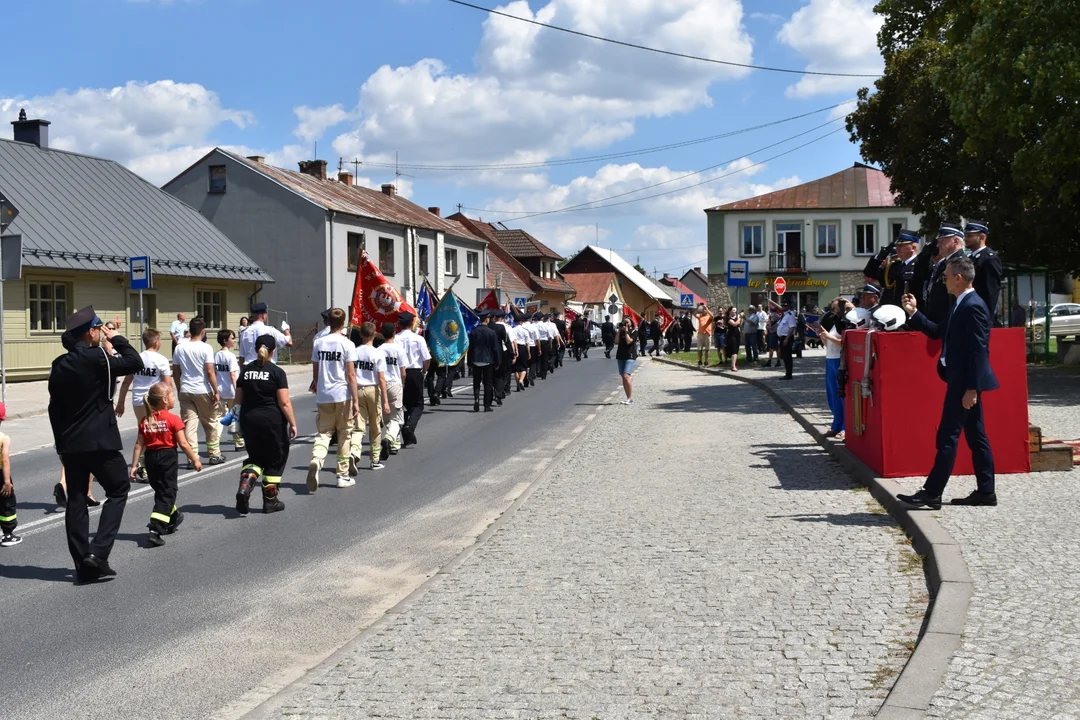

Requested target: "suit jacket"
[
  {"left": 570, "top": 318, "right": 588, "bottom": 340},
  {"left": 649, "top": 320, "right": 661, "bottom": 340},
  {"left": 907, "top": 291, "right": 999, "bottom": 393},
  {"left": 49, "top": 335, "right": 144, "bottom": 454},
  {"left": 680, "top": 316, "right": 694, "bottom": 335},
  {"left": 601, "top": 321, "right": 616, "bottom": 341},
  {"left": 467, "top": 323, "right": 501, "bottom": 367},
  {"left": 971, "top": 246, "right": 1004, "bottom": 320}
]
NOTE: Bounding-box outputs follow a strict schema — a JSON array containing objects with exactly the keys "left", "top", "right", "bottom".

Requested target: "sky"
[{"left": 0, "top": 0, "right": 884, "bottom": 280}]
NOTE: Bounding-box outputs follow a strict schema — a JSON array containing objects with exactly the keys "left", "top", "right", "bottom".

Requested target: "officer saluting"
[
  {"left": 48, "top": 305, "right": 145, "bottom": 583},
  {"left": 915, "top": 223, "right": 967, "bottom": 324},
  {"left": 963, "top": 219, "right": 1004, "bottom": 322},
  {"left": 864, "top": 229, "right": 922, "bottom": 306}
]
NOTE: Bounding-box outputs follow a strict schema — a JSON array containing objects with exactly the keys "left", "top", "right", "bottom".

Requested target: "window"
[
  {"left": 815, "top": 222, "right": 839, "bottom": 256},
  {"left": 208, "top": 165, "right": 226, "bottom": 193},
  {"left": 466, "top": 251, "right": 479, "bottom": 278},
  {"left": 854, "top": 222, "right": 876, "bottom": 256},
  {"left": 378, "top": 237, "right": 395, "bottom": 275},
  {"left": 775, "top": 222, "right": 801, "bottom": 255},
  {"left": 28, "top": 281, "right": 69, "bottom": 333},
  {"left": 890, "top": 220, "right": 905, "bottom": 243},
  {"left": 445, "top": 248, "right": 458, "bottom": 276},
  {"left": 419, "top": 245, "right": 429, "bottom": 276},
  {"left": 347, "top": 232, "right": 365, "bottom": 271},
  {"left": 195, "top": 289, "right": 224, "bottom": 329},
  {"left": 741, "top": 223, "right": 764, "bottom": 256}
]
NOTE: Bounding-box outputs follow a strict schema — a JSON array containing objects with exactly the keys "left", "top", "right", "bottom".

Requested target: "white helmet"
[
  {"left": 873, "top": 304, "right": 908, "bottom": 331},
  {"left": 845, "top": 307, "right": 874, "bottom": 329}
]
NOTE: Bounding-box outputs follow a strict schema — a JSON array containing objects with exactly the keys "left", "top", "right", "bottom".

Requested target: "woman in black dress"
[
  {"left": 234, "top": 336, "right": 298, "bottom": 514},
  {"left": 725, "top": 306, "right": 742, "bottom": 372}
]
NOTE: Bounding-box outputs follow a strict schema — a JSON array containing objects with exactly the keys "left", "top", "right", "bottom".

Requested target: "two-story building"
[{"left": 705, "top": 163, "right": 921, "bottom": 312}]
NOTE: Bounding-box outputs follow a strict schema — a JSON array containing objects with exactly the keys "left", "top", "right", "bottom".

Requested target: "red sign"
[{"left": 774, "top": 276, "right": 787, "bottom": 295}]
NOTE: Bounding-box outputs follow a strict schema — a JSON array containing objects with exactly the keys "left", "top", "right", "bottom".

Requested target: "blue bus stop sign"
[{"left": 727, "top": 260, "right": 749, "bottom": 287}]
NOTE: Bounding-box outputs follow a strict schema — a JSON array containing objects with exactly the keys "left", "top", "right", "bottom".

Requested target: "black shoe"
[
  {"left": 75, "top": 568, "right": 109, "bottom": 585},
  {"left": 441, "top": 391, "right": 450, "bottom": 399},
  {"left": 484, "top": 406, "right": 493, "bottom": 412},
  {"left": 167, "top": 512, "right": 184, "bottom": 534},
  {"left": 473, "top": 403, "right": 480, "bottom": 412},
  {"left": 402, "top": 428, "right": 417, "bottom": 446},
  {"left": 236, "top": 490, "right": 249, "bottom": 515},
  {"left": 54, "top": 482, "right": 67, "bottom": 507},
  {"left": 262, "top": 498, "right": 285, "bottom": 514},
  {"left": 147, "top": 532, "right": 165, "bottom": 547},
  {"left": 83, "top": 554, "right": 117, "bottom": 577},
  {"left": 86, "top": 497, "right": 101, "bottom": 507},
  {"left": 896, "top": 490, "right": 942, "bottom": 510},
  {"left": 495, "top": 398, "right": 503, "bottom": 406},
  {"left": 951, "top": 491, "right": 997, "bottom": 507},
  {"left": 380, "top": 438, "right": 392, "bottom": 462}
]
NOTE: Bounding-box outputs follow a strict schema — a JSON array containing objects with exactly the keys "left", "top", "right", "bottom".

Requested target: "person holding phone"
[{"left": 616, "top": 318, "right": 638, "bottom": 405}]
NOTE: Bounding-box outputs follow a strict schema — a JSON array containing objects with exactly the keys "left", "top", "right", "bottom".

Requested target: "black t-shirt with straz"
[
  {"left": 615, "top": 328, "right": 638, "bottom": 360},
  {"left": 237, "top": 360, "right": 288, "bottom": 416}
]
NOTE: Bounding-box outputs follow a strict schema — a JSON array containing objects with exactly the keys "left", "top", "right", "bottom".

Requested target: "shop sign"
[{"left": 748, "top": 277, "right": 830, "bottom": 289}]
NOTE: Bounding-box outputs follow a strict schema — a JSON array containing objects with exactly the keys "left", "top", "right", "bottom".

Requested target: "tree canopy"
[{"left": 847, "top": 0, "right": 1080, "bottom": 273}]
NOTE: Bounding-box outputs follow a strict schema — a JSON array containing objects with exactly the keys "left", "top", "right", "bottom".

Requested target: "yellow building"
[{"left": 0, "top": 115, "right": 271, "bottom": 380}]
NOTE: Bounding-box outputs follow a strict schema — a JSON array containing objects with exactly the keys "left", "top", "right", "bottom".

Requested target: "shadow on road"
[
  {"left": 0, "top": 564, "right": 76, "bottom": 583},
  {"left": 766, "top": 512, "right": 895, "bottom": 528},
  {"left": 752, "top": 443, "right": 859, "bottom": 492},
  {"left": 181, "top": 503, "right": 243, "bottom": 519}
]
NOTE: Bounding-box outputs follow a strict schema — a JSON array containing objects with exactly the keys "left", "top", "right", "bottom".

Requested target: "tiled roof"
[
  {"left": 444, "top": 218, "right": 488, "bottom": 245},
  {"left": 0, "top": 138, "right": 271, "bottom": 281},
  {"left": 448, "top": 213, "right": 575, "bottom": 297},
  {"left": 706, "top": 163, "right": 900, "bottom": 212},
  {"left": 563, "top": 272, "right": 617, "bottom": 304},
  {"left": 486, "top": 250, "right": 532, "bottom": 297},
  {"left": 491, "top": 228, "right": 562, "bottom": 260}
]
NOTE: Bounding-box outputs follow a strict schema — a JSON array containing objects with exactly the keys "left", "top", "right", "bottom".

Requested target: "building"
[
  {"left": 558, "top": 245, "right": 671, "bottom": 318},
  {"left": 705, "top": 163, "right": 921, "bottom": 312},
  {"left": 563, "top": 272, "right": 625, "bottom": 323},
  {"left": 447, "top": 214, "right": 576, "bottom": 311},
  {"left": 658, "top": 274, "right": 706, "bottom": 311},
  {"left": 164, "top": 150, "right": 488, "bottom": 352},
  {"left": 0, "top": 115, "right": 271, "bottom": 380},
  {"left": 678, "top": 267, "right": 709, "bottom": 300}
]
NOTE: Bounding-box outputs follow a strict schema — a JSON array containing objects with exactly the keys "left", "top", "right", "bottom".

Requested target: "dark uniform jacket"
[
  {"left": 864, "top": 253, "right": 921, "bottom": 307},
  {"left": 570, "top": 318, "right": 588, "bottom": 341},
  {"left": 601, "top": 321, "right": 616, "bottom": 342},
  {"left": 553, "top": 318, "right": 567, "bottom": 345},
  {"left": 971, "top": 246, "right": 1004, "bottom": 321},
  {"left": 492, "top": 321, "right": 514, "bottom": 358},
  {"left": 916, "top": 248, "right": 966, "bottom": 325},
  {"left": 467, "top": 324, "right": 502, "bottom": 367},
  {"left": 49, "top": 335, "right": 144, "bottom": 454}
]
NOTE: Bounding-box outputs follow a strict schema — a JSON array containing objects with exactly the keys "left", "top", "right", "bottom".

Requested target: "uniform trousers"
[
  {"left": 351, "top": 386, "right": 383, "bottom": 464},
  {"left": 145, "top": 448, "right": 180, "bottom": 534},
  {"left": 383, "top": 383, "right": 405, "bottom": 449},
  {"left": 180, "top": 391, "right": 221, "bottom": 458},
  {"left": 314, "top": 400, "right": 354, "bottom": 476},
  {"left": 61, "top": 450, "right": 130, "bottom": 566},
  {"left": 239, "top": 410, "right": 291, "bottom": 487},
  {"left": 780, "top": 340, "right": 794, "bottom": 378},
  {"left": 538, "top": 341, "right": 550, "bottom": 378},
  {"left": 472, "top": 364, "right": 495, "bottom": 408},
  {"left": 403, "top": 368, "right": 425, "bottom": 434},
  {"left": 604, "top": 339, "right": 614, "bottom": 357}
]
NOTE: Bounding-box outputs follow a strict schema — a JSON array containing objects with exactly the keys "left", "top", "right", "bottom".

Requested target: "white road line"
[
  {"left": 585, "top": 414, "right": 596, "bottom": 422},
  {"left": 555, "top": 439, "right": 570, "bottom": 450},
  {"left": 571, "top": 425, "right": 585, "bottom": 435}
]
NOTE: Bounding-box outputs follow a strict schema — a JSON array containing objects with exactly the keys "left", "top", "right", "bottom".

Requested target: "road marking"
[
  {"left": 585, "top": 414, "right": 596, "bottom": 422},
  {"left": 571, "top": 425, "right": 585, "bottom": 435},
  {"left": 555, "top": 439, "right": 570, "bottom": 450}
]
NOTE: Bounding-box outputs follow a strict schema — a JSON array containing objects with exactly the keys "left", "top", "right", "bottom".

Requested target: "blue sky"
[{"left": 1, "top": 0, "right": 884, "bottom": 278}]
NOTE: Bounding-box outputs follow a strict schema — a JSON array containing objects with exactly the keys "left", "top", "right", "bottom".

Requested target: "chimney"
[
  {"left": 298, "top": 160, "right": 328, "bottom": 180},
  {"left": 381, "top": 183, "right": 397, "bottom": 197},
  {"left": 338, "top": 171, "right": 354, "bottom": 186},
  {"left": 693, "top": 267, "right": 702, "bottom": 273},
  {"left": 12, "top": 109, "right": 50, "bottom": 149},
  {"left": 246, "top": 155, "right": 265, "bottom": 164},
  {"left": 428, "top": 207, "right": 441, "bottom": 217}
]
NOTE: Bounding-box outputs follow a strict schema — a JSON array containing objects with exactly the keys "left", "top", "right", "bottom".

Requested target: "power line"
[
  {"left": 445, "top": 0, "right": 882, "bottom": 78},
  {"left": 358, "top": 101, "right": 852, "bottom": 171}
]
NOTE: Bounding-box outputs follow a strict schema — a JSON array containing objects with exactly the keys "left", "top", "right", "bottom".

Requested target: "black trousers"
[
  {"left": 427, "top": 365, "right": 450, "bottom": 400},
  {"left": 239, "top": 411, "right": 291, "bottom": 481},
  {"left": 0, "top": 481, "right": 16, "bottom": 534},
  {"left": 494, "top": 359, "right": 508, "bottom": 400},
  {"left": 145, "top": 448, "right": 179, "bottom": 534},
  {"left": 61, "top": 450, "right": 130, "bottom": 566},
  {"left": 538, "top": 341, "right": 550, "bottom": 378},
  {"left": 403, "top": 368, "right": 426, "bottom": 432},
  {"left": 573, "top": 336, "right": 587, "bottom": 360},
  {"left": 472, "top": 364, "right": 495, "bottom": 407},
  {"left": 780, "top": 341, "right": 794, "bottom": 377},
  {"left": 925, "top": 387, "right": 995, "bottom": 497},
  {"left": 604, "top": 340, "right": 614, "bottom": 357},
  {"left": 556, "top": 343, "right": 565, "bottom": 367}
]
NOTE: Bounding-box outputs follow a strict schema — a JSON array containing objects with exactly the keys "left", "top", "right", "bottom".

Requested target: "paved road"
[{"left": 1, "top": 356, "right": 613, "bottom": 719}]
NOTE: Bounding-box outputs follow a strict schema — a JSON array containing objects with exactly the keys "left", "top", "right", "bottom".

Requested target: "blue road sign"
[
  {"left": 513, "top": 296, "right": 527, "bottom": 308},
  {"left": 129, "top": 256, "right": 151, "bottom": 290},
  {"left": 727, "top": 260, "right": 749, "bottom": 287},
  {"left": 679, "top": 293, "right": 695, "bottom": 308}
]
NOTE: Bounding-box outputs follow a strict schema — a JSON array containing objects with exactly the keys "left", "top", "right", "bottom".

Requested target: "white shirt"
[
  {"left": 522, "top": 322, "right": 540, "bottom": 344},
  {"left": 378, "top": 342, "right": 406, "bottom": 385},
  {"left": 172, "top": 340, "right": 216, "bottom": 395},
  {"left": 353, "top": 344, "right": 387, "bottom": 387},
  {"left": 545, "top": 321, "right": 559, "bottom": 341},
  {"left": 240, "top": 320, "right": 289, "bottom": 364},
  {"left": 169, "top": 319, "right": 188, "bottom": 343},
  {"left": 777, "top": 311, "right": 797, "bottom": 338},
  {"left": 535, "top": 321, "right": 550, "bottom": 341},
  {"left": 131, "top": 350, "right": 172, "bottom": 406},
  {"left": 313, "top": 333, "right": 355, "bottom": 403},
  {"left": 510, "top": 325, "right": 527, "bottom": 345},
  {"left": 315, "top": 325, "right": 332, "bottom": 340},
  {"left": 755, "top": 311, "right": 768, "bottom": 326},
  {"left": 214, "top": 349, "right": 240, "bottom": 399},
  {"left": 824, "top": 326, "right": 843, "bottom": 360},
  {"left": 396, "top": 329, "right": 431, "bottom": 369}
]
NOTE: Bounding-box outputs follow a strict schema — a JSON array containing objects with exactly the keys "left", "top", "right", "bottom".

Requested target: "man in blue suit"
[{"left": 897, "top": 256, "right": 998, "bottom": 509}]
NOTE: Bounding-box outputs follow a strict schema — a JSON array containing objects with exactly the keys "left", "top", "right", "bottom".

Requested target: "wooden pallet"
[{"left": 1029, "top": 426, "right": 1076, "bottom": 472}]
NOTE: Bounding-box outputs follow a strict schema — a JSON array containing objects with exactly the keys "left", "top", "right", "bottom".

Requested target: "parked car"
[{"left": 1029, "top": 303, "right": 1080, "bottom": 339}]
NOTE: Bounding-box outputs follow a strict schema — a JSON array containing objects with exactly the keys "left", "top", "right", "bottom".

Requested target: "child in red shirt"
[{"left": 131, "top": 382, "right": 202, "bottom": 546}]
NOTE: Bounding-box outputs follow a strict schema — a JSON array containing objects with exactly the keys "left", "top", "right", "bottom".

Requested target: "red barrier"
[{"left": 843, "top": 329, "right": 1030, "bottom": 477}]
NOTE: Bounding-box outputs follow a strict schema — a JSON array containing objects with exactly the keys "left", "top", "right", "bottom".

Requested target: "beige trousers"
[
  {"left": 180, "top": 392, "right": 221, "bottom": 458},
  {"left": 313, "top": 401, "right": 354, "bottom": 477},
  {"left": 384, "top": 383, "right": 404, "bottom": 449},
  {"left": 350, "top": 386, "right": 383, "bottom": 465}
]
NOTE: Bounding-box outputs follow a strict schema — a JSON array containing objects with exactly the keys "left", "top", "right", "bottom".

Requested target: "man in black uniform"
[
  {"left": 859, "top": 284, "right": 881, "bottom": 311},
  {"left": 491, "top": 310, "right": 514, "bottom": 404},
  {"left": 570, "top": 313, "right": 588, "bottom": 360},
  {"left": 468, "top": 311, "right": 501, "bottom": 412},
  {"left": 680, "top": 312, "right": 694, "bottom": 352},
  {"left": 964, "top": 220, "right": 1004, "bottom": 323},
  {"left": 864, "top": 229, "right": 922, "bottom": 306},
  {"left": 649, "top": 315, "right": 662, "bottom": 356},
  {"left": 49, "top": 306, "right": 144, "bottom": 583},
  {"left": 915, "top": 223, "right": 967, "bottom": 324},
  {"left": 601, "top": 315, "right": 616, "bottom": 358},
  {"left": 552, "top": 311, "right": 567, "bottom": 369}
]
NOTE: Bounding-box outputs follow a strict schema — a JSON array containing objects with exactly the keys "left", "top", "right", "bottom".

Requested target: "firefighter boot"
[
  {"left": 236, "top": 465, "right": 261, "bottom": 515},
  {"left": 262, "top": 482, "right": 285, "bottom": 514}
]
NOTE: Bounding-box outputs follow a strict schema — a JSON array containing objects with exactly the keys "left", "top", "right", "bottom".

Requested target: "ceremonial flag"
[
  {"left": 416, "top": 282, "right": 433, "bottom": 323},
  {"left": 623, "top": 304, "right": 643, "bottom": 327},
  {"left": 458, "top": 295, "right": 481, "bottom": 336},
  {"left": 564, "top": 307, "right": 579, "bottom": 323},
  {"left": 428, "top": 289, "right": 471, "bottom": 366},
  {"left": 351, "top": 251, "right": 416, "bottom": 328},
  {"left": 476, "top": 289, "right": 500, "bottom": 313},
  {"left": 657, "top": 304, "right": 675, "bottom": 332},
  {"left": 503, "top": 302, "right": 518, "bottom": 327}
]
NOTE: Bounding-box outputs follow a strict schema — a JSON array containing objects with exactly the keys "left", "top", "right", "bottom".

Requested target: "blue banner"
[
  {"left": 458, "top": 296, "right": 480, "bottom": 336},
  {"left": 427, "top": 290, "right": 470, "bottom": 366},
  {"left": 416, "top": 282, "right": 433, "bottom": 323}
]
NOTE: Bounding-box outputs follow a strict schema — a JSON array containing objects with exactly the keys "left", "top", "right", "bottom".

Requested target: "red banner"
[
  {"left": 476, "top": 289, "right": 501, "bottom": 312},
  {"left": 657, "top": 304, "right": 674, "bottom": 332},
  {"left": 563, "top": 307, "right": 578, "bottom": 323},
  {"left": 351, "top": 251, "right": 416, "bottom": 328},
  {"left": 623, "top": 304, "right": 643, "bottom": 327}
]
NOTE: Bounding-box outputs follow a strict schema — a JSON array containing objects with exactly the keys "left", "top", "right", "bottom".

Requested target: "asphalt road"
[{"left": 1, "top": 354, "right": 616, "bottom": 719}]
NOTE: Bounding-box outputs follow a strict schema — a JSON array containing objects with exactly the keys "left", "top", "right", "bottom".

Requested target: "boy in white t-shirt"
[
  {"left": 215, "top": 329, "right": 243, "bottom": 450},
  {"left": 307, "top": 308, "right": 359, "bottom": 491},
  {"left": 375, "top": 322, "right": 407, "bottom": 457},
  {"left": 350, "top": 321, "right": 391, "bottom": 474},
  {"left": 116, "top": 328, "right": 175, "bottom": 482},
  {"left": 172, "top": 317, "right": 222, "bottom": 466}
]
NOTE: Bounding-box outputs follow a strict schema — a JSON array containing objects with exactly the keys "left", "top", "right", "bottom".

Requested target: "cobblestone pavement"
[
  {"left": 274, "top": 361, "right": 923, "bottom": 719},
  {"left": 743, "top": 353, "right": 1080, "bottom": 719}
]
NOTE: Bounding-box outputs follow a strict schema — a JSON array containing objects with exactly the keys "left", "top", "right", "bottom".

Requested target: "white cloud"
[
  {"left": 293, "top": 104, "right": 353, "bottom": 143},
  {"left": 778, "top": 0, "right": 883, "bottom": 98}
]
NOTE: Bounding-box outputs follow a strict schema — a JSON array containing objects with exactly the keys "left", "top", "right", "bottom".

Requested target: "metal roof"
[
  {"left": 0, "top": 139, "right": 271, "bottom": 282},
  {"left": 568, "top": 246, "right": 672, "bottom": 302},
  {"left": 706, "top": 163, "right": 900, "bottom": 212}
]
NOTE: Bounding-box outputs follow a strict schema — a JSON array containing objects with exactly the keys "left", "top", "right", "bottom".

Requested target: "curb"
[
  {"left": 654, "top": 357, "right": 969, "bottom": 719},
  {"left": 242, "top": 365, "right": 632, "bottom": 719}
]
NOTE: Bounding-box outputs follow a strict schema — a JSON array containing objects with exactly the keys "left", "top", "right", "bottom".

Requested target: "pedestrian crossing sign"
[
  {"left": 680, "top": 294, "right": 694, "bottom": 307},
  {"left": 513, "top": 297, "right": 527, "bottom": 308}
]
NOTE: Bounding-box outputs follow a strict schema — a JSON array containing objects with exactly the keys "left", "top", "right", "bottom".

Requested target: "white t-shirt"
[
  {"left": 534, "top": 322, "right": 550, "bottom": 341},
  {"left": 214, "top": 349, "right": 240, "bottom": 399},
  {"left": 353, "top": 344, "right": 387, "bottom": 387},
  {"left": 379, "top": 342, "right": 406, "bottom": 386},
  {"left": 172, "top": 341, "right": 216, "bottom": 395},
  {"left": 313, "top": 333, "right": 355, "bottom": 404},
  {"left": 314, "top": 325, "right": 331, "bottom": 340},
  {"left": 131, "top": 350, "right": 172, "bottom": 407},
  {"left": 240, "top": 320, "right": 289, "bottom": 364},
  {"left": 824, "top": 326, "right": 843, "bottom": 360},
  {"left": 396, "top": 329, "right": 431, "bottom": 369}
]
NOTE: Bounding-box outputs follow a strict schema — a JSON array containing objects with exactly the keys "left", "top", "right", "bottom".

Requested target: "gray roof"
[{"left": 0, "top": 139, "right": 271, "bottom": 282}]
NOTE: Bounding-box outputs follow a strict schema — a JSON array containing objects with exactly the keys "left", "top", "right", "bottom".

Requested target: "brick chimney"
[
  {"left": 381, "top": 183, "right": 397, "bottom": 197},
  {"left": 428, "top": 207, "right": 441, "bottom": 217},
  {"left": 298, "top": 160, "right": 328, "bottom": 180},
  {"left": 338, "top": 171, "right": 354, "bottom": 186},
  {"left": 246, "top": 155, "right": 265, "bottom": 164},
  {"left": 12, "top": 109, "right": 50, "bottom": 149},
  {"left": 693, "top": 267, "right": 702, "bottom": 273}
]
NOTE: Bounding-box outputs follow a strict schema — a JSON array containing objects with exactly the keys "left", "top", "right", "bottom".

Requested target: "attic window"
[{"left": 209, "top": 165, "right": 226, "bottom": 194}]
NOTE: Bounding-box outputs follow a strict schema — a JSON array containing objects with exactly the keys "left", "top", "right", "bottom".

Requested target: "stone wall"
[
  {"left": 839, "top": 271, "right": 866, "bottom": 298},
  {"left": 706, "top": 275, "right": 734, "bottom": 311}
]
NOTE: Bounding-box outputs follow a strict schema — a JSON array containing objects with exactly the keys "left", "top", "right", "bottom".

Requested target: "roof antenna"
[{"left": 393, "top": 151, "right": 414, "bottom": 191}]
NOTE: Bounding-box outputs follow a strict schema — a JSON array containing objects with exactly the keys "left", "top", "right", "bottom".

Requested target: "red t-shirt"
[{"left": 139, "top": 410, "right": 185, "bottom": 452}]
